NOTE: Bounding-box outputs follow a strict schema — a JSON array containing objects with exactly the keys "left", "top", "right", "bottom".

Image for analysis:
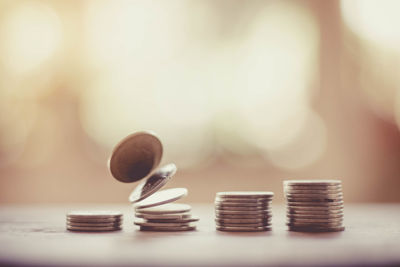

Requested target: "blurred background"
[{"left": 0, "top": 0, "right": 400, "bottom": 204}]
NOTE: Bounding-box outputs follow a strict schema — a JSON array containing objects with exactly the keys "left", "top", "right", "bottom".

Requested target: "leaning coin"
[
  {"left": 215, "top": 205, "right": 270, "bottom": 211},
  {"left": 216, "top": 218, "right": 271, "bottom": 224},
  {"left": 67, "top": 225, "right": 122, "bottom": 231},
  {"left": 146, "top": 216, "right": 199, "bottom": 223},
  {"left": 135, "top": 212, "right": 192, "bottom": 220},
  {"left": 216, "top": 226, "right": 271, "bottom": 232},
  {"left": 134, "top": 188, "right": 188, "bottom": 209},
  {"left": 288, "top": 226, "right": 345, "bottom": 232},
  {"left": 129, "top": 163, "right": 177, "bottom": 203},
  {"left": 67, "top": 211, "right": 123, "bottom": 219},
  {"left": 217, "top": 191, "right": 274, "bottom": 199},
  {"left": 139, "top": 225, "right": 196, "bottom": 232},
  {"left": 135, "top": 203, "right": 191, "bottom": 214}
]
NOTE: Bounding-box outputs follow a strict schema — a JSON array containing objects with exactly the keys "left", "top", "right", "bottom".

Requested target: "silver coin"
[
  {"left": 67, "top": 217, "right": 123, "bottom": 223},
  {"left": 216, "top": 222, "right": 271, "bottom": 228},
  {"left": 287, "top": 207, "right": 344, "bottom": 213},
  {"left": 284, "top": 189, "right": 343, "bottom": 194},
  {"left": 135, "top": 203, "right": 191, "bottom": 214},
  {"left": 284, "top": 180, "right": 341, "bottom": 186},
  {"left": 215, "top": 197, "right": 272, "bottom": 204},
  {"left": 286, "top": 198, "right": 343, "bottom": 204},
  {"left": 286, "top": 221, "right": 343, "bottom": 227},
  {"left": 216, "top": 218, "right": 271, "bottom": 224},
  {"left": 287, "top": 201, "right": 344, "bottom": 206},
  {"left": 288, "top": 226, "right": 345, "bottom": 232},
  {"left": 285, "top": 184, "right": 342, "bottom": 190},
  {"left": 67, "top": 225, "right": 122, "bottom": 231},
  {"left": 215, "top": 205, "right": 270, "bottom": 211},
  {"left": 214, "top": 201, "right": 271, "bottom": 207},
  {"left": 134, "top": 219, "right": 193, "bottom": 227},
  {"left": 145, "top": 216, "right": 199, "bottom": 223},
  {"left": 217, "top": 191, "right": 274, "bottom": 198},
  {"left": 135, "top": 212, "right": 192, "bottom": 220},
  {"left": 129, "top": 163, "right": 177, "bottom": 203},
  {"left": 285, "top": 192, "right": 343, "bottom": 198},
  {"left": 134, "top": 188, "right": 187, "bottom": 209},
  {"left": 286, "top": 213, "right": 343, "bottom": 219},
  {"left": 287, "top": 208, "right": 343, "bottom": 214},
  {"left": 215, "top": 209, "right": 271, "bottom": 215},
  {"left": 67, "top": 211, "right": 123, "bottom": 219},
  {"left": 287, "top": 217, "right": 343, "bottom": 223},
  {"left": 139, "top": 225, "right": 196, "bottom": 232},
  {"left": 216, "top": 226, "right": 271, "bottom": 232},
  {"left": 215, "top": 213, "right": 272, "bottom": 219},
  {"left": 67, "top": 221, "right": 122, "bottom": 227},
  {"left": 109, "top": 131, "right": 163, "bottom": 183}
]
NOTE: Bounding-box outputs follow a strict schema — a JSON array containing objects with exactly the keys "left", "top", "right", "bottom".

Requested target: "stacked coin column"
[
  {"left": 214, "top": 192, "right": 274, "bottom": 232},
  {"left": 284, "top": 180, "right": 345, "bottom": 232}
]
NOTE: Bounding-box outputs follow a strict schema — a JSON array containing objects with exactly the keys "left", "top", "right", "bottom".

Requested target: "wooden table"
[{"left": 0, "top": 204, "right": 399, "bottom": 266}]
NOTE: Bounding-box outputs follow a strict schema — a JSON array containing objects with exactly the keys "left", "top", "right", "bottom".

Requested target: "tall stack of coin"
[
  {"left": 66, "top": 211, "right": 123, "bottom": 232},
  {"left": 215, "top": 192, "right": 274, "bottom": 232},
  {"left": 284, "top": 180, "right": 344, "bottom": 232},
  {"left": 109, "top": 132, "right": 199, "bottom": 232}
]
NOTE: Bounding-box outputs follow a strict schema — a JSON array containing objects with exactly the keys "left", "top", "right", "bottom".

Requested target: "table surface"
[{"left": 0, "top": 203, "right": 399, "bottom": 266}]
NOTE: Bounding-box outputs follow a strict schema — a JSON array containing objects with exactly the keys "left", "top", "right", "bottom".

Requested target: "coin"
[
  {"left": 67, "top": 211, "right": 123, "bottom": 219},
  {"left": 134, "top": 219, "right": 193, "bottom": 227},
  {"left": 214, "top": 201, "right": 270, "bottom": 207},
  {"left": 284, "top": 180, "right": 341, "bottom": 186},
  {"left": 67, "top": 225, "right": 122, "bottom": 231},
  {"left": 216, "top": 222, "right": 271, "bottom": 228},
  {"left": 216, "top": 226, "right": 271, "bottom": 232},
  {"left": 286, "top": 213, "right": 343, "bottom": 219},
  {"left": 288, "top": 225, "right": 345, "bottom": 232},
  {"left": 216, "top": 218, "right": 271, "bottom": 224},
  {"left": 67, "top": 217, "right": 123, "bottom": 223},
  {"left": 215, "top": 197, "right": 271, "bottom": 204},
  {"left": 215, "top": 213, "right": 272, "bottom": 219},
  {"left": 67, "top": 221, "right": 122, "bottom": 227},
  {"left": 215, "top": 205, "right": 270, "bottom": 211},
  {"left": 287, "top": 217, "right": 343, "bottom": 223},
  {"left": 215, "top": 209, "right": 271, "bottom": 215},
  {"left": 129, "top": 163, "right": 177, "bottom": 203},
  {"left": 135, "top": 212, "right": 192, "bottom": 220},
  {"left": 109, "top": 131, "right": 163, "bottom": 183},
  {"left": 134, "top": 188, "right": 188, "bottom": 209},
  {"left": 285, "top": 192, "right": 343, "bottom": 198},
  {"left": 217, "top": 191, "right": 274, "bottom": 199},
  {"left": 139, "top": 225, "right": 196, "bottom": 232},
  {"left": 287, "top": 208, "right": 343, "bottom": 214},
  {"left": 287, "top": 201, "right": 344, "bottom": 206},
  {"left": 146, "top": 216, "right": 200, "bottom": 223},
  {"left": 135, "top": 203, "right": 191, "bottom": 214}
]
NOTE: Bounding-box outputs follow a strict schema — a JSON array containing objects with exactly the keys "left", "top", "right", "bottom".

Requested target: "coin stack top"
[
  {"left": 215, "top": 191, "right": 274, "bottom": 232},
  {"left": 284, "top": 180, "right": 345, "bottom": 232},
  {"left": 66, "top": 211, "right": 123, "bottom": 232}
]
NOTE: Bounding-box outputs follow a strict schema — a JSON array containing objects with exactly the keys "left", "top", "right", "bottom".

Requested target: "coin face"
[
  {"left": 109, "top": 131, "right": 163, "bottom": 183},
  {"left": 135, "top": 203, "right": 191, "bottom": 214},
  {"left": 129, "top": 163, "right": 177, "bottom": 203},
  {"left": 134, "top": 188, "right": 188, "bottom": 209},
  {"left": 217, "top": 192, "right": 274, "bottom": 199}
]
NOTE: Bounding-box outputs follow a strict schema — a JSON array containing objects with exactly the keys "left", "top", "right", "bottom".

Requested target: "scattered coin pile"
[
  {"left": 66, "top": 211, "right": 123, "bottom": 232},
  {"left": 284, "top": 180, "right": 345, "bottom": 232},
  {"left": 215, "top": 192, "right": 274, "bottom": 232},
  {"left": 130, "top": 165, "right": 198, "bottom": 231}
]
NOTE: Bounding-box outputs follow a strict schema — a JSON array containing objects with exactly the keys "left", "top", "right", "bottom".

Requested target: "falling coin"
[{"left": 134, "top": 188, "right": 188, "bottom": 209}]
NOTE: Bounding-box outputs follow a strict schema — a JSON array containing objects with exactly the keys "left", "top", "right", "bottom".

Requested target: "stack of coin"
[
  {"left": 66, "top": 211, "right": 123, "bottom": 232},
  {"left": 134, "top": 203, "right": 199, "bottom": 231},
  {"left": 284, "top": 180, "right": 345, "bottom": 232},
  {"left": 215, "top": 192, "right": 274, "bottom": 232}
]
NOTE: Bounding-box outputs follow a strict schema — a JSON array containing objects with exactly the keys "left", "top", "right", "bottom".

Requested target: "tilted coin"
[
  {"left": 284, "top": 180, "right": 341, "bottom": 186},
  {"left": 134, "top": 188, "right": 188, "bottom": 209},
  {"left": 135, "top": 203, "right": 191, "bottom": 214},
  {"left": 67, "top": 225, "right": 122, "bottom": 231},
  {"left": 67, "top": 211, "right": 123, "bottom": 219},
  {"left": 216, "top": 218, "right": 271, "bottom": 224},
  {"left": 216, "top": 226, "right": 271, "bottom": 232},
  {"left": 134, "top": 219, "right": 193, "bottom": 227},
  {"left": 215, "top": 205, "right": 270, "bottom": 211},
  {"left": 215, "top": 213, "right": 272, "bottom": 219},
  {"left": 109, "top": 131, "right": 163, "bottom": 183},
  {"left": 135, "top": 212, "right": 192, "bottom": 220},
  {"left": 217, "top": 191, "right": 274, "bottom": 199},
  {"left": 139, "top": 225, "right": 196, "bottom": 232},
  {"left": 215, "top": 209, "right": 271, "bottom": 216},
  {"left": 146, "top": 216, "right": 199, "bottom": 223},
  {"left": 129, "top": 163, "right": 177, "bottom": 203}
]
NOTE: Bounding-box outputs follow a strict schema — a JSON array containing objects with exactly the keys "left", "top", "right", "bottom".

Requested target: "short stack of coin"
[
  {"left": 284, "top": 180, "right": 345, "bottom": 232},
  {"left": 66, "top": 211, "right": 123, "bottom": 232},
  {"left": 134, "top": 203, "right": 199, "bottom": 231},
  {"left": 215, "top": 192, "right": 274, "bottom": 232}
]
